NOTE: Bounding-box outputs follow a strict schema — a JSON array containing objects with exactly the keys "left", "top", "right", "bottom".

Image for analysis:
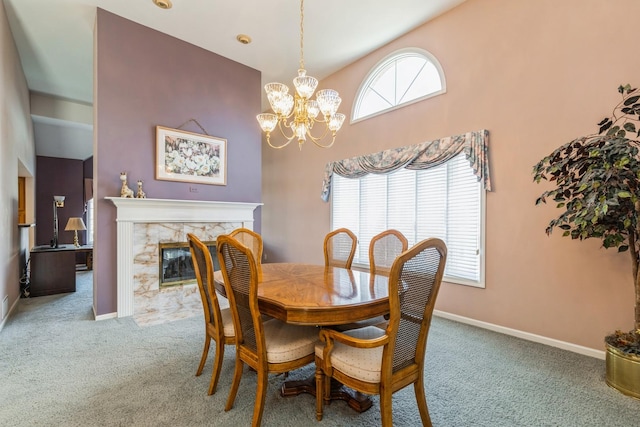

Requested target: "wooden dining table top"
[{"left": 213, "top": 262, "right": 390, "bottom": 326}]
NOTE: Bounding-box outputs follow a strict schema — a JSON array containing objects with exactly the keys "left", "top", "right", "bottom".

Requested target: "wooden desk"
[
  {"left": 74, "top": 245, "right": 93, "bottom": 270},
  {"left": 215, "top": 262, "right": 389, "bottom": 412},
  {"left": 29, "top": 244, "right": 93, "bottom": 297}
]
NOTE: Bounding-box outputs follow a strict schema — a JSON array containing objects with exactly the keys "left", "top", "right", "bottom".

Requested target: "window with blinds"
[{"left": 331, "top": 153, "right": 485, "bottom": 288}]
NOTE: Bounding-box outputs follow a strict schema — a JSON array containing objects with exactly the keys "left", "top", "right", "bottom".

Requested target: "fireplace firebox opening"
[{"left": 158, "top": 241, "right": 218, "bottom": 287}]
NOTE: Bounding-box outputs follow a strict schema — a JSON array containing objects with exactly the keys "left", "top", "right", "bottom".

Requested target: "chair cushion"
[
  {"left": 263, "top": 320, "right": 319, "bottom": 364},
  {"left": 315, "top": 326, "right": 386, "bottom": 383},
  {"left": 220, "top": 307, "right": 235, "bottom": 337}
]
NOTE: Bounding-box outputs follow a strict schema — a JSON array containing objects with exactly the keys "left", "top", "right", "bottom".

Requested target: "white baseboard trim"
[
  {"left": 0, "top": 296, "right": 21, "bottom": 333},
  {"left": 94, "top": 310, "right": 117, "bottom": 321},
  {"left": 433, "top": 310, "right": 606, "bottom": 360}
]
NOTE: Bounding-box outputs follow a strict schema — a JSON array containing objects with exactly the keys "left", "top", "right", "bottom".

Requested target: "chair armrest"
[
  {"left": 319, "top": 328, "right": 389, "bottom": 349},
  {"left": 319, "top": 328, "right": 389, "bottom": 373}
]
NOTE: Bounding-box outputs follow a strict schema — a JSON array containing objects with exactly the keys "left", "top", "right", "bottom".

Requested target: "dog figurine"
[{"left": 120, "top": 172, "right": 134, "bottom": 198}]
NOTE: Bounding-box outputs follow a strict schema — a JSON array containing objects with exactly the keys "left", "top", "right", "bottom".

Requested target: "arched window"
[{"left": 352, "top": 48, "right": 446, "bottom": 122}]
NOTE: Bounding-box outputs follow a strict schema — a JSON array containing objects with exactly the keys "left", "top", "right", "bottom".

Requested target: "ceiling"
[{"left": 3, "top": 0, "right": 465, "bottom": 160}]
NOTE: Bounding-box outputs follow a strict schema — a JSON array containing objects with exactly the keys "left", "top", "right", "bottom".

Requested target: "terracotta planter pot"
[{"left": 605, "top": 342, "right": 640, "bottom": 399}]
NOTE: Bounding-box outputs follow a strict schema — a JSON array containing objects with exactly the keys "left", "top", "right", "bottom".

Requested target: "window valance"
[{"left": 321, "top": 129, "right": 491, "bottom": 202}]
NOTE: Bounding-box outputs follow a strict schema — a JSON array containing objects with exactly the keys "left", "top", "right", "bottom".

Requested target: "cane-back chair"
[
  {"left": 315, "top": 238, "right": 447, "bottom": 426},
  {"left": 335, "top": 229, "right": 409, "bottom": 332},
  {"left": 187, "top": 233, "right": 235, "bottom": 395},
  {"left": 369, "top": 229, "right": 409, "bottom": 276},
  {"left": 323, "top": 228, "right": 357, "bottom": 269},
  {"left": 216, "top": 234, "right": 319, "bottom": 427},
  {"left": 229, "top": 227, "right": 263, "bottom": 280}
]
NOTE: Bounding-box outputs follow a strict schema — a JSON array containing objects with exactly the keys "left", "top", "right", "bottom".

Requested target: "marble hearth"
[{"left": 106, "top": 197, "right": 262, "bottom": 326}]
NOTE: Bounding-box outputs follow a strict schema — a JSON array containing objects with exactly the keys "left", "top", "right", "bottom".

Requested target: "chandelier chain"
[
  {"left": 256, "top": 0, "right": 345, "bottom": 150},
  {"left": 299, "top": 0, "right": 304, "bottom": 70}
]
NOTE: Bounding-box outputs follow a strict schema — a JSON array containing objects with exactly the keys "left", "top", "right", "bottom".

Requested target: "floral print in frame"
[{"left": 156, "top": 125, "right": 227, "bottom": 185}]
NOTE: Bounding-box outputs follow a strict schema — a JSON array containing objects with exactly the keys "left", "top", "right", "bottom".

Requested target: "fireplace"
[
  {"left": 159, "top": 241, "right": 218, "bottom": 287},
  {"left": 106, "top": 197, "right": 262, "bottom": 324}
]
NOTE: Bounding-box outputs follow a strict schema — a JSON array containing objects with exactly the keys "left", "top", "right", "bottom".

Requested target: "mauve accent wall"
[
  {"left": 35, "top": 156, "right": 85, "bottom": 246},
  {"left": 95, "top": 9, "right": 262, "bottom": 316},
  {"left": 83, "top": 156, "right": 93, "bottom": 179}
]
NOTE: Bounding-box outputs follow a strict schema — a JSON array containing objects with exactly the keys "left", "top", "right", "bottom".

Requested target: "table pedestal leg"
[{"left": 281, "top": 377, "right": 373, "bottom": 413}]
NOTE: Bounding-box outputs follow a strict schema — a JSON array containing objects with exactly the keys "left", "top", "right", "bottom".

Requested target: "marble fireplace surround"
[{"left": 106, "top": 198, "right": 262, "bottom": 324}]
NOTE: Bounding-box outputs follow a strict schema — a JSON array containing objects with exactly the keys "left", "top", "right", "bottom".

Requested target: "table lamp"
[{"left": 65, "top": 217, "right": 86, "bottom": 248}]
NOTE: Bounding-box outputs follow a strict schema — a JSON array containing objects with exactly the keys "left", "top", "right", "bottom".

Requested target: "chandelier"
[{"left": 256, "top": 0, "right": 345, "bottom": 150}]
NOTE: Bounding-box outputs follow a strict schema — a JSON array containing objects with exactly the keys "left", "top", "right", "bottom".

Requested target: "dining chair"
[
  {"left": 229, "top": 227, "right": 263, "bottom": 280},
  {"left": 216, "top": 234, "right": 319, "bottom": 427},
  {"left": 334, "top": 229, "right": 409, "bottom": 332},
  {"left": 314, "top": 238, "right": 447, "bottom": 426},
  {"left": 369, "top": 229, "right": 409, "bottom": 276},
  {"left": 323, "top": 228, "right": 357, "bottom": 269},
  {"left": 187, "top": 233, "right": 235, "bottom": 396}
]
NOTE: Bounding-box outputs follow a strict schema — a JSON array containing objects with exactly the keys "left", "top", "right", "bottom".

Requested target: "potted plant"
[{"left": 533, "top": 84, "right": 640, "bottom": 399}]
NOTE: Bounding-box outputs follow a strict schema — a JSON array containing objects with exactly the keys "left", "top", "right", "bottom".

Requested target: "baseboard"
[
  {"left": 1, "top": 297, "right": 117, "bottom": 326},
  {"left": 433, "top": 310, "right": 606, "bottom": 360},
  {"left": 94, "top": 310, "right": 117, "bottom": 321},
  {"left": 0, "top": 296, "right": 21, "bottom": 333}
]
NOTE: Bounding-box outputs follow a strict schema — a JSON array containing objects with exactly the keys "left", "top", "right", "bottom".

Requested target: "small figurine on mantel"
[
  {"left": 120, "top": 172, "right": 134, "bottom": 198},
  {"left": 136, "top": 180, "right": 146, "bottom": 199}
]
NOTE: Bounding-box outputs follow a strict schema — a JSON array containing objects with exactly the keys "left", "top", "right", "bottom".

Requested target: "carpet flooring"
[{"left": 0, "top": 271, "right": 638, "bottom": 426}]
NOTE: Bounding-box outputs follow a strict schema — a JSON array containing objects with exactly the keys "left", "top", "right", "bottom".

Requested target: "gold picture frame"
[{"left": 155, "top": 125, "right": 227, "bottom": 185}]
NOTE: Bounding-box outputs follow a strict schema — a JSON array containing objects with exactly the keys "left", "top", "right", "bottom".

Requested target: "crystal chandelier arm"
[
  {"left": 309, "top": 133, "right": 337, "bottom": 149},
  {"left": 304, "top": 123, "right": 337, "bottom": 148},
  {"left": 276, "top": 117, "right": 297, "bottom": 139},
  {"left": 265, "top": 119, "right": 300, "bottom": 149},
  {"left": 266, "top": 134, "right": 295, "bottom": 149}
]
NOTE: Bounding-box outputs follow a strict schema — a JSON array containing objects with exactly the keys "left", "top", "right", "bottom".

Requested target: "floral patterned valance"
[{"left": 321, "top": 129, "right": 491, "bottom": 202}]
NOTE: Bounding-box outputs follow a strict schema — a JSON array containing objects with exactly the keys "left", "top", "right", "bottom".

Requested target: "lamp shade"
[{"left": 65, "top": 217, "right": 86, "bottom": 231}]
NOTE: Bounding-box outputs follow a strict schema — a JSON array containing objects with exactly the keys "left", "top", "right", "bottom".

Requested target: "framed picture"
[{"left": 155, "top": 126, "right": 227, "bottom": 185}]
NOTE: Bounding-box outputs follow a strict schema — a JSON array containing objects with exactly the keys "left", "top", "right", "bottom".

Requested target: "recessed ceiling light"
[
  {"left": 236, "top": 34, "right": 252, "bottom": 45},
  {"left": 153, "top": 0, "right": 172, "bottom": 9}
]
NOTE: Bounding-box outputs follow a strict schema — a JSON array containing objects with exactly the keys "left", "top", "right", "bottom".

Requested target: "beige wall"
[
  {"left": 0, "top": 1, "right": 36, "bottom": 326},
  {"left": 262, "top": 0, "right": 639, "bottom": 351}
]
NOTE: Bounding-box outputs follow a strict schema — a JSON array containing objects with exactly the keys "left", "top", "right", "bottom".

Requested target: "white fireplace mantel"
[
  {"left": 106, "top": 197, "right": 262, "bottom": 317},
  {"left": 105, "top": 197, "right": 262, "bottom": 223}
]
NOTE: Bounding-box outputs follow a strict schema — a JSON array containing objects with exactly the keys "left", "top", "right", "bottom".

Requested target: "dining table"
[{"left": 213, "top": 262, "right": 390, "bottom": 413}]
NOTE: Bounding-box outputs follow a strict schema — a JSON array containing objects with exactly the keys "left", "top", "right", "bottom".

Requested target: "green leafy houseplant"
[{"left": 533, "top": 84, "right": 640, "bottom": 355}]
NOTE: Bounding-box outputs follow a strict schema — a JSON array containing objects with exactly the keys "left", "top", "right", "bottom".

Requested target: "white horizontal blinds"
[
  {"left": 358, "top": 174, "right": 387, "bottom": 263},
  {"left": 416, "top": 165, "right": 447, "bottom": 244},
  {"left": 331, "top": 153, "right": 482, "bottom": 284},
  {"left": 387, "top": 168, "right": 416, "bottom": 245},
  {"left": 331, "top": 175, "right": 360, "bottom": 260},
  {"left": 443, "top": 155, "right": 481, "bottom": 282}
]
